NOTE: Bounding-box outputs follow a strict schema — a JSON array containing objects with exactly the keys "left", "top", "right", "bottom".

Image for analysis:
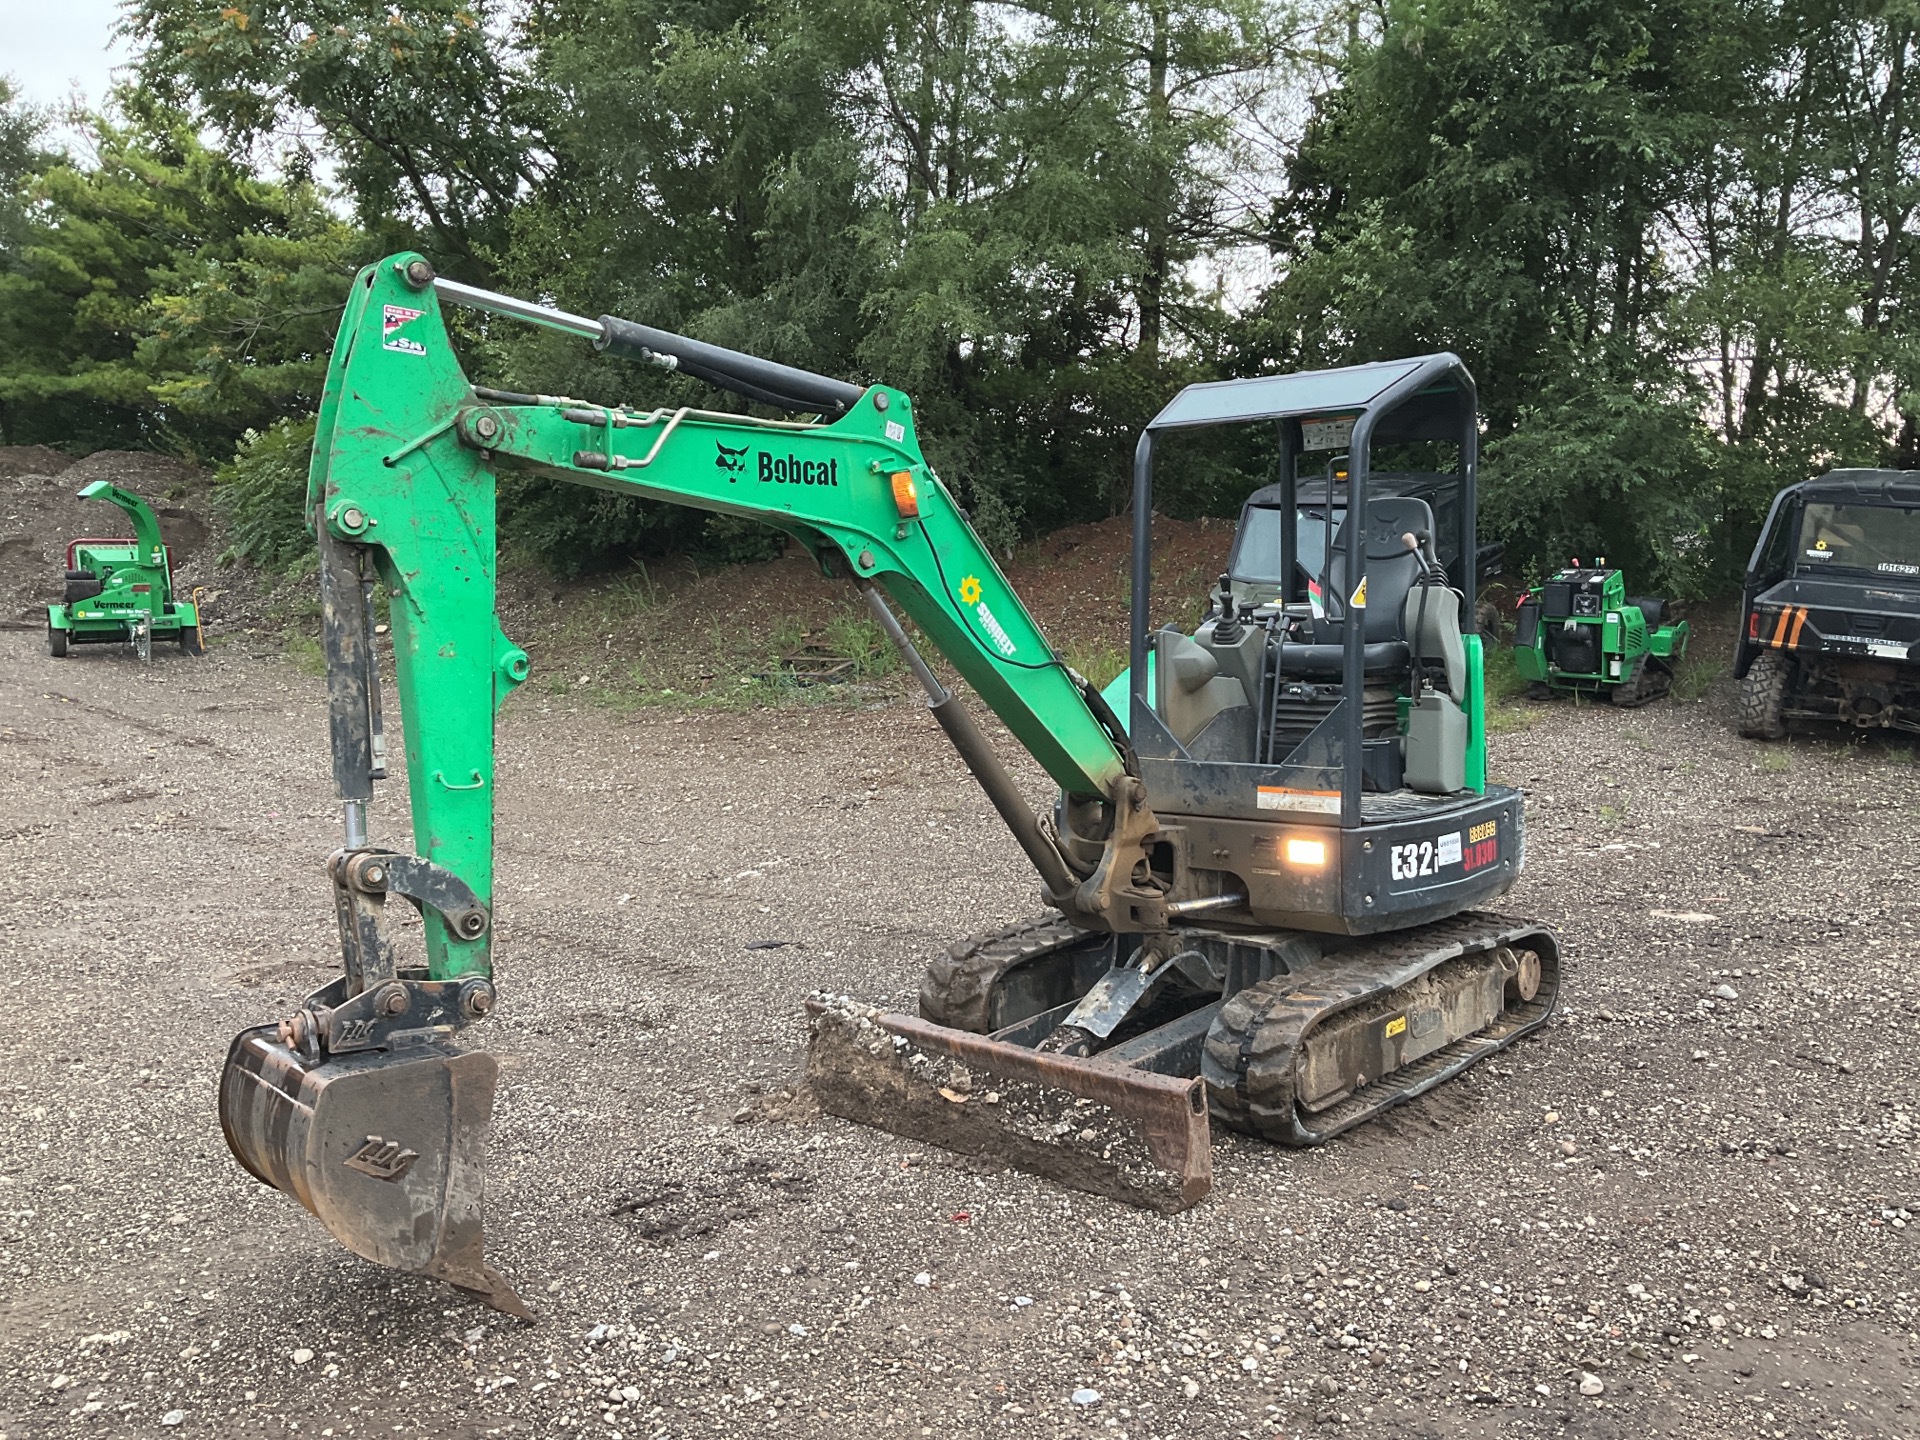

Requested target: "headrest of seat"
[{"left": 1338, "top": 496, "right": 1437, "bottom": 560}]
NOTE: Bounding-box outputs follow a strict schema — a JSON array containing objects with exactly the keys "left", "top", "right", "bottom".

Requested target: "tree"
[
  {"left": 125, "top": 0, "right": 545, "bottom": 276},
  {"left": 1249, "top": 0, "right": 1915, "bottom": 595},
  {"left": 0, "top": 103, "right": 363, "bottom": 454}
]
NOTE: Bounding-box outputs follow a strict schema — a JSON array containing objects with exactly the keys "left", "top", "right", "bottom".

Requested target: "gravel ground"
[{"left": 3, "top": 629, "right": 1919, "bottom": 1440}]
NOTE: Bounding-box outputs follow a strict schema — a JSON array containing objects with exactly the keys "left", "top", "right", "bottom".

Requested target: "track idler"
[{"left": 219, "top": 976, "right": 528, "bottom": 1318}]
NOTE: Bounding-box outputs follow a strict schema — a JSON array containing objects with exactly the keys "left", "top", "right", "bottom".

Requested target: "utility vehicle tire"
[
  {"left": 1736, "top": 650, "right": 1790, "bottom": 739},
  {"left": 47, "top": 623, "right": 67, "bottom": 658}
]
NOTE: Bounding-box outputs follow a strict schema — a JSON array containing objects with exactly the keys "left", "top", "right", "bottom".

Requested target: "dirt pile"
[{"left": 0, "top": 448, "right": 217, "bottom": 629}]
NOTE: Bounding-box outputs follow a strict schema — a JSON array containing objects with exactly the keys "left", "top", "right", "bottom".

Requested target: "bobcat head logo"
[{"left": 715, "top": 441, "right": 751, "bottom": 477}]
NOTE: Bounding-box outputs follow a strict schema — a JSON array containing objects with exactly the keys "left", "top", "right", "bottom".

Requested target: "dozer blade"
[
  {"left": 219, "top": 1026, "right": 529, "bottom": 1318},
  {"left": 804, "top": 997, "right": 1211, "bottom": 1214}
]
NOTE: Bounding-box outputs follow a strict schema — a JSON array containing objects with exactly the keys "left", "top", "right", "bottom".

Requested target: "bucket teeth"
[{"left": 219, "top": 1025, "right": 528, "bottom": 1318}]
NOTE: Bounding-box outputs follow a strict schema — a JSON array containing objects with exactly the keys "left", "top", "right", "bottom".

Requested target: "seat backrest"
[{"left": 1325, "top": 497, "right": 1435, "bottom": 643}]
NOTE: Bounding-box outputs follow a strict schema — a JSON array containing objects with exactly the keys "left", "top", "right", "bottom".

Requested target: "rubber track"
[
  {"left": 1609, "top": 655, "right": 1666, "bottom": 708},
  {"left": 1202, "top": 911, "right": 1558, "bottom": 1146},
  {"left": 918, "top": 914, "right": 1093, "bottom": 1033}
]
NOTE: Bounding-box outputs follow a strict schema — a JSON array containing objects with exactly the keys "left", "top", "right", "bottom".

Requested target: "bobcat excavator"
[{"left": 219, "top": 255, "right": 1558, "bottom": 1317}]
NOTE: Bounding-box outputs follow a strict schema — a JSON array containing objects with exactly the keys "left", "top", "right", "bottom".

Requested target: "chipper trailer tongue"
[{"left": 219, "top": 255, "right": 1558, "bottom": 1315}]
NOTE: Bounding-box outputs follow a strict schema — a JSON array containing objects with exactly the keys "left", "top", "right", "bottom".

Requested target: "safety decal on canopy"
[
  {"left": 1349, "top": 575, "right": 1368, "bottom": 609},
  {"left": 382, "top": 304, "right": 428, "bottom": 356}
]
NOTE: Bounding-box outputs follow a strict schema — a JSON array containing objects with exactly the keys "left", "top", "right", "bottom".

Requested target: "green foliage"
[
  {"left": 4, "top": 0, "right": 1915, "bottom": 596},
  {"left": 0, "top": 99, "right": 362, "bottom": 453},
  {"left": 126, "top": 0, "right": 542, "bottom": 275},
  {"left": 215, "top": 415, "right": 317, "bottom": 569},
  {"left": 1062, "top": 639, "right": 1129, "bottom": 691},
  {"left": 1481, "top": 375, "right": 1725, "bottom": 596},
  {"left": 1254, "top": 0, "right": 1919, "bottom": 595}
]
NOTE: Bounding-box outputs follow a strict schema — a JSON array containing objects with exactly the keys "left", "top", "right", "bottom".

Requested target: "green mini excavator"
[{"left": 219, "top": 256, "right": 1558, "bottom": 1315}]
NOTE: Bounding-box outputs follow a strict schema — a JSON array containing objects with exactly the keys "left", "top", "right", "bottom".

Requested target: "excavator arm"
[
  {"left": 220, "top": 255, "right": 1172, "bottom": 1312},
  {"left": 309, "top": 255, "right": 1166, "bottom": 962}
]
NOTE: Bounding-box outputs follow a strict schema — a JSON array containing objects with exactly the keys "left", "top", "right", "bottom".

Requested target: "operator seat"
[
  {"left": 1288, "top": 495, "right": 1472, "bottom": 793},
  {"left": 1278, "top": 496, "right": 1433, "bottom": 674},
  {"left": 1325, "top": 497, "right": 1435, "bottom": 644}
]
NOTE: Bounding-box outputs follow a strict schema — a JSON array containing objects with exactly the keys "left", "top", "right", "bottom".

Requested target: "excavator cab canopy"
[{"left": 1126, "top": 355, "right": 1481, "bottom": 830}]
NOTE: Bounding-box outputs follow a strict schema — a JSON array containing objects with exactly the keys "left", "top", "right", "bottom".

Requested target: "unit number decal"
[
  {"left": 1390, "top": 840, "right": 1441, "bottom": 880},
  {"left": 1390, "top": 828, "right": 1484, "bottom": 883}
]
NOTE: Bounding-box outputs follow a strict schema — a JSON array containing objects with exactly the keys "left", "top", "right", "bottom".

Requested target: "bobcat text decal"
[{"left": 758, "top": 452, "right": 839, "bottom": 486}]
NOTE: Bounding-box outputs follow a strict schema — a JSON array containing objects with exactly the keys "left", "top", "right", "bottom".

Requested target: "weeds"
[
  {"left": 1668, "top": 656, "right": 1718, "bottom": 702},
  {"left": 284, "top": 633, "right": 327, "bottom": 676},
  {"left": 1759, "top": 749, "right": 1792, "bottom": 774},
  {"left": 1483, "top": 644, "right": 1533, "bottom": 703},
  {"left": 818, "top": 614, "right": 898, "bottom": 680},
  {"left": 1484, "top": 703, "right": 1540, "bottom": 735},
  {"left": 1061, "top": 639, "right": 1128, "bottom": 691}
]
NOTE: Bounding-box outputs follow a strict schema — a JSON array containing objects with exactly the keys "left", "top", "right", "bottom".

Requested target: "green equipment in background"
[
  {"left": 1512, "top": 561, "right": 1686, "bottom": 705},
  {"left": 46, "top": 481, "right": 204, "bottom": 660}
]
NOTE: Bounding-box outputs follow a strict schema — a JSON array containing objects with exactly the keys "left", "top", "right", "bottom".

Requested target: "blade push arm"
[{"left": 307, "top": 254, "right": 1161, "bottom": 997}]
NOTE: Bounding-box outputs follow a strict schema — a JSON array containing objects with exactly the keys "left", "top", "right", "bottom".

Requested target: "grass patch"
[
  {"left": 1484, "top": 703, "right": 1540, "bottom": 734},
  {"left": 1759, "top": 749, "right": 1792, "bottom": 774},
  {"left": 1483, "top": 643, "right": 1533, "bottom": 703},
  {"left": 285, "top": 632, "right": 326, "bottom": 676},
  {"left": 1668, "top": 654, "right": 1719, "bottom": 702},
  {"left": 1598, "top": 801, "right": 1627, "bottom": 824},
  {"left": 1061, "top": 639, "right": 1128, "bottom": 691}
]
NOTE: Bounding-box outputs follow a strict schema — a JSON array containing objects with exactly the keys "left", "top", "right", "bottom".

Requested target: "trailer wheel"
[
  {"left": 47, "top": 623, "right": 68, "bottom": 658},
  {"left": 1736, "top": 649, "right": 1790, "bottom": 739},
  {"left": 178, "top": 624, "right": 205, "bottom": 657}
]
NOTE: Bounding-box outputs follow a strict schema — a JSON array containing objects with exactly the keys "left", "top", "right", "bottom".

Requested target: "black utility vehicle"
[{"left": 1735, "top": 468, "right": 1920, "bottom": 738}]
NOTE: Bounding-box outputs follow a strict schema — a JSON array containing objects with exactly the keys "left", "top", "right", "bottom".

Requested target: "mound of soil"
[
  {"left": 0, "top": 448, "right": 217, "bottom": 629},
  {"left": 491, "top": 509, "right": 1241, "bottom": 703}
]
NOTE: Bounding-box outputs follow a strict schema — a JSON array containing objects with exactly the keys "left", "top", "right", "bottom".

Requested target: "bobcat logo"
[
  {"left": 715, "top": 441, "right": 751, "bottom": 477},
  {"left": 343, "top": 1135, "right": 419, "bottom": 1182}
]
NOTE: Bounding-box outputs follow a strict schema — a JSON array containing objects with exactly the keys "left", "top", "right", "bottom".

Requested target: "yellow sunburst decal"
[{"left": 959, "top": 575, "right": 983, "bottom": 605}]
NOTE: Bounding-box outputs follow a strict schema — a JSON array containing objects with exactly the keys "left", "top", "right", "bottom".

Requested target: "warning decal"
[{"left": 1256, "top": 786, "right": 1341, "bottom": 815}]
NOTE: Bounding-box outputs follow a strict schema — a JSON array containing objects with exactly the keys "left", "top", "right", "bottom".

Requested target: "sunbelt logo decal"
[{"left": 959, "top": 574, "right": 1017, "bottom": 657}]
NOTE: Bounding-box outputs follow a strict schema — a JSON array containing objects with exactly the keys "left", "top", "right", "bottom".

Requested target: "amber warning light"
[
  {"left": 1283, "top": 836, "right": 1328, "bottom": 868},
  {"left": 890, "top": 471, "right": 920, "bottom": 518}
]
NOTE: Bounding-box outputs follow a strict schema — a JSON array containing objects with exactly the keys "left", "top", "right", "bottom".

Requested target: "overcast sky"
[{"left": 2, "top": 0, "right": 132, "bottom": 110}]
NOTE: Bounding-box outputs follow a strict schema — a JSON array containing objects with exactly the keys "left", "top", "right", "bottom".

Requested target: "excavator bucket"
[
  {"left": 805, "top": 998, "right": 1212, "bottom": 1214},
  {"left": 219, "top": 1026, "right": 529, "bottom": 1318}
]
